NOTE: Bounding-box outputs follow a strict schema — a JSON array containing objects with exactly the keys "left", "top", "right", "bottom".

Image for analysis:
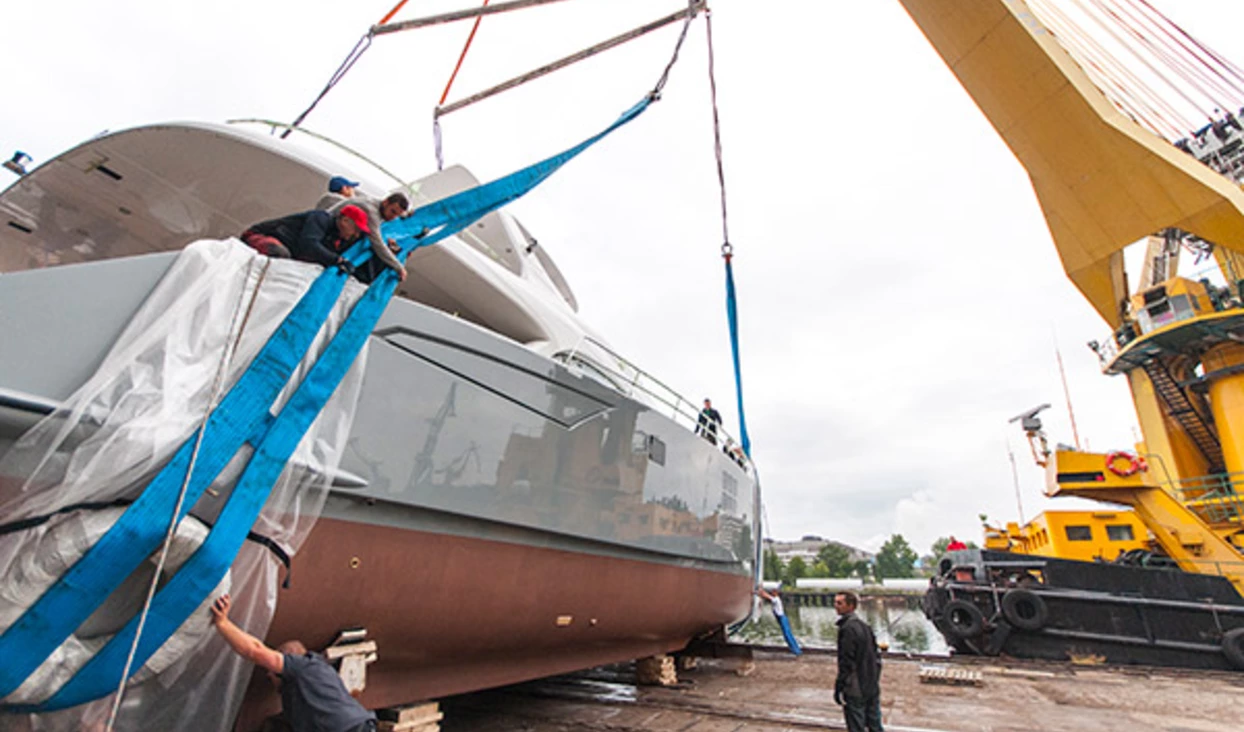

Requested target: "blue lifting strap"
[
  {"left": 0, "top": 272, "right": 348, "bottom": 701},
  {"left": 777, "top": 611, "right": 802, "bottom": 656},
  {"left": 2, "top": 94, "right": 654, "bottom": 710},
  {"left": 723, "top": 256, "right": 751, "bottom": 458}
]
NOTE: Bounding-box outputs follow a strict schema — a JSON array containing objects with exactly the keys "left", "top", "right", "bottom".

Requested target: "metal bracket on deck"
[{"left": 325, "top": 628, "right": 378, "bottom": 695}]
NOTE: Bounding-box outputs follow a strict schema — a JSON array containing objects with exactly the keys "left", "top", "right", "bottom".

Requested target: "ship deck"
[{"left": 438, "top": 648, "right": 1244, "bottom": 731}]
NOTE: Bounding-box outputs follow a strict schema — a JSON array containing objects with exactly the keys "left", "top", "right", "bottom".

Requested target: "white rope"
[{"left": 104, "top": 257, "right": 269, "bottom": 731}]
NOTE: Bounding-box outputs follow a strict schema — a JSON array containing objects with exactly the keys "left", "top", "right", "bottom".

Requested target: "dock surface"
[{"left": 439, "top": 650, "right": 1243, "bottom": 731}]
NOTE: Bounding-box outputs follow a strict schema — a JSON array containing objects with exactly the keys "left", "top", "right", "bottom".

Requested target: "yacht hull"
[
  {"left": 237, "top": 511, "right": 750, "bottom": 727},
  {"left": 0, "top": 248, "right": 757, "bottom": 727}
]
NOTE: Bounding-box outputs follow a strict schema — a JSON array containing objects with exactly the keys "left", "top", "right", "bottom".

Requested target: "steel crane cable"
[
  {"left": 1061, "top": 0, "right": 1210, "bottom": 126},
  {"left": 282, "top": 30, "right": 375, "bottom": 140},
  {"left": 704, "top": 8, "right": 750, "bottom": 462},
  {"left": 1110, "top": 0, "right": 1244, "bottom": 104},
  {"left": 1087, "top": 0, "right": 1236, "bottom": 117},
  {"left": 433, "top": 1, "right": 704, "bottom": 168},
  {"left": 1029, "top": 0, "right": 1194, "bottom": 138},
  {"left": 1129, "top": 0, "right": 1244, "bottom": 100},
  {"left": 1034, "top": 0, "right": 1193, "bottom": 133},
  {"left": 434, "top": 0, "right": 492, "bottom": 170},
  {"left": 1026, "top": 0, "right": 1174, "bottom": 136}
]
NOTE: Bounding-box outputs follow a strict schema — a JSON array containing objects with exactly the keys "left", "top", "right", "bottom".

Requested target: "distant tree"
[
  {"left": 783, "top": 556, "right": 808, "bottom": 586},
  {"left": 807, "top": 560, "right": 831, "bottom": 578},
  {"left": 853, "top": 560, "right": 875, "bottom": 582},
  {"left": 816, "top": 542, "right": 856, "bottom": 577},
  {"left": 874, "top": 534, "right": 919, "bottom": 579},
  {"left": 763, "top": 548, "right": 785, "bottom": 584}
]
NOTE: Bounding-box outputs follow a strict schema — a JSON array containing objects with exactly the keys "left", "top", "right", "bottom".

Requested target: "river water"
[{"left": 732, "top": 595, "right": 950, "bottom": 655}]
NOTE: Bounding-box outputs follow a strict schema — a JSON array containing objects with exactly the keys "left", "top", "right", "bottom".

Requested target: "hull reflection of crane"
[{"left": 410, "top": 383, "right": 458, "bottom": 488}]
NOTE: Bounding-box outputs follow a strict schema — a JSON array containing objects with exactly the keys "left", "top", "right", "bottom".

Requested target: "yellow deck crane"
[
  {"left": 902, "top": 0, "right": 1244, "bottom": 670},
  {"left": 899, "top": 0, "right": 1244, "bottom": 580}
]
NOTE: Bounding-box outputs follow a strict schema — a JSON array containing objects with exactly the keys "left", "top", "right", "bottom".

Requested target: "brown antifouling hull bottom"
[{"left": 237, "top": 517, "right": 751, "bottom": 729}]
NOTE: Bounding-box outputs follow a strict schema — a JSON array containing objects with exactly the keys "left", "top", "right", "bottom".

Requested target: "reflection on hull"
[
  {"left": 237, "top": 514, "right": 752, "bottom": 729},
  {"left": 734, "top": 597, "right": 948, "bottom": 655},
  {"left": 344, "top": 309, "right": 755, "bottom": 566}
]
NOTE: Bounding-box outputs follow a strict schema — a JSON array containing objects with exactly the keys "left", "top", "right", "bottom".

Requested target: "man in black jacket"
[
  {"left": 211, "top": 594, "right": 377, "bottom": 732},
  {"left": 834, "top": 591, "right": 883, "bottom": 732},
  {"left": 240, "top": 205, "right": 372, "bottom": 280}
]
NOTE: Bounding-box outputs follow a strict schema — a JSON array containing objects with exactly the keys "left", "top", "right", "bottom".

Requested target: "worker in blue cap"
[
  {"left": 313, "top": 174, "right": 409, "bottom": 282},
  {"left": 316, "top": 175, "right": 361, "bottom": 210}
]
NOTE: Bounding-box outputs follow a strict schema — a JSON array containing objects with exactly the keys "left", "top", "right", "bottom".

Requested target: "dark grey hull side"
[{"left": 0, "top": 252, "right": 757, "bottom": 577}]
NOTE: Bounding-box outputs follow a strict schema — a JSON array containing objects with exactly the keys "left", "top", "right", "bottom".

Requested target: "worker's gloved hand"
[
  {"left": 335, "top": 259, "right": 356, "bottom": 276},
  {"left": 833, "top": 689, "right": 843, "bottom": 706}
]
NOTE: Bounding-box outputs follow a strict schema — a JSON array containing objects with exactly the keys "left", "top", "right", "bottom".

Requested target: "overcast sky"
[{"left": 5, "top": 0, "right": 1244, "bottom": 556}]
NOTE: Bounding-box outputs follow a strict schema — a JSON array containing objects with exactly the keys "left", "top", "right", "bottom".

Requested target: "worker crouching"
[{"left": 239, "top": 205, "right": 377, "bottom": 282}]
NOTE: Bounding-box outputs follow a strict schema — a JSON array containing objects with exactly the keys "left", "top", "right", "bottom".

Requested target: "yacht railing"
[
  {"left": 555, "top": 336, "right": 750, "bottom": 472},
  {"left": 226, "top": 119, "right": 413, "bottom": 193}
]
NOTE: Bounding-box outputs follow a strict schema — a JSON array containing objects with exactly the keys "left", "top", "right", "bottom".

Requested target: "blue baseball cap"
[{"left": 328, "top": 175, "right": 359, "bottom": 193}]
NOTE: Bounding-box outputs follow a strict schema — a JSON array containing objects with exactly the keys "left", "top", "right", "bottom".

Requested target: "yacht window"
[{"left": 647, "top": 435, "right": 666, "bottom": 465}]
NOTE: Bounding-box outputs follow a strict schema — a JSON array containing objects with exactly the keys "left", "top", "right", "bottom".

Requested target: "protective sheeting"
[{"left": 0, "top": 239, "right": 368, "bottom": 731}]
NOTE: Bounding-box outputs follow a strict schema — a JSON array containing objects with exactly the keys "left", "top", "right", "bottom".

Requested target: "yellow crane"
[{"left": 898, "top": 0, "right": 1244, "bottom": 590}]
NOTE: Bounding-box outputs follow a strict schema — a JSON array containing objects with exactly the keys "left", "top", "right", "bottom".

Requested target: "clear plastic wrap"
[{"left": 0, "top": 239, "right": 368, "bottom": 731}]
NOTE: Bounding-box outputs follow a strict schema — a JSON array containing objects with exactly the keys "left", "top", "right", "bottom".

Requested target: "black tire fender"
[
  {"left": 1000, "top": 588, "right": 1049, "bottom": 631},
  {"left": 1223, "top": 627, "right": 1244, "bottom": 670},
  {"left": 942, "top": 599, "right": 985, "bottom": 639}
]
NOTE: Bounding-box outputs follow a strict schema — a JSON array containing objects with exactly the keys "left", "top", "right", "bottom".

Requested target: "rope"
[
  {"left": 376, "top": 0, "right": 411, "bottom": 26},
  {"left": 1029, "top": 0, "right": 1194, "bottom": 137},
  {"left": 704, "top": 9, "right": 750, "bottom": 461},
  {"left": 103, "top": 257, "right": 266, "bottom": 732},
  {"left": 434, "top": 1, "right": 702, "bottom": 170},
  {"left": 1088, "top": 0, "right": 1232, "bottom": 116},
  {"left": 282, "top": 31, "right": 375, "bottom": 139},
  {"left": 433, "top": 115, "right": 445, "bottom": 172},
  {"left": 650, "top": 1, "right": 699, "bottom": 99},
  {"left": 1123, "top": 0, "right": 1244, "bottom": 101},
  {"left": 704, "top": 9, "right": 729, "bottom": 252},
  {"left": 1027, "top": 0, "right": 1244, "bottom": 140},
  {"left": 433, "top": 0, "right": 491, "bottom": 170},
  {"left": 439, "top": 0, "right": 491, "bottom": 106}
]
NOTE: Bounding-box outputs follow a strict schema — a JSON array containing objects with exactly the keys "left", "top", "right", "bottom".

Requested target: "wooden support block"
[
  {"left": 325, "top": 641, "right": 378, "bottom": 661},
  {"left": 918, "top": 665, "right": 983, "bottom": 687},
  {"left": 376, "top": 722, "right": 440, "bottom": 732},
  {"left": 376, "top": 723, "right": 440, "bottom": 732},
  {"left": 635, "top": 655, "right": 678, "bottom": 686},
  {"left": 377, "top": 702, "right": 442, "bottom": 728}
]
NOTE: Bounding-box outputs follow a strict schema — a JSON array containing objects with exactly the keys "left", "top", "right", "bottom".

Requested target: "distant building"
[{"left": 764, "top": 536, "right": 872, "bottom": 564}]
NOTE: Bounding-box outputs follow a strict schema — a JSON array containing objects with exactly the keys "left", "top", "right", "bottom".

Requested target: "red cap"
[{"left": 339, "top": 204, "right": 370, "bottom": 234}]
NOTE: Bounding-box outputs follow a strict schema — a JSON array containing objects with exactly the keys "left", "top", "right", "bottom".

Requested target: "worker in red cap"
[{"left": 240, "top": 204, "right": 372, "bottom": 279}]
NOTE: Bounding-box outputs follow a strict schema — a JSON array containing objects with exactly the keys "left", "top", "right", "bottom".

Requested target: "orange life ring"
[{"left": 1105, "top": 451, "right": 1146, "bottom": 477}]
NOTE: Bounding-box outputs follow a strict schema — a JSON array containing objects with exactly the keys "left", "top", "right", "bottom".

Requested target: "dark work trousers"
[{"left": 843, "top": 693, "right": 883, "bottom": 732}]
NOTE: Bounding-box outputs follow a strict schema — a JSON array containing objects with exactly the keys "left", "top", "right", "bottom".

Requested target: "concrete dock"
[{"left": 437, "top": 649, "right": 1244, "bottom": 731}]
